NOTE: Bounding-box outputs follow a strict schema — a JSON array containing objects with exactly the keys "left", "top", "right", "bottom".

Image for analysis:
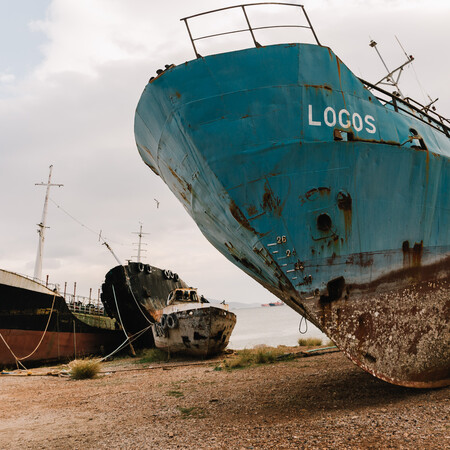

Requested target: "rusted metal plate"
[{"left": 152, "top": 306, "right": 236, "bottom": 357}]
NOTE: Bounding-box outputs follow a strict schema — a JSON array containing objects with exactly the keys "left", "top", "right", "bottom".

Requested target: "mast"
[
  {"left": 132, "top": 223, "right": 149, "bottom": 263},
  {"left": 369, "top": 39, "right": 414, "bottom": 99},
  {"left": 34, "top": 165, "right": 63, "bottom": 281}
]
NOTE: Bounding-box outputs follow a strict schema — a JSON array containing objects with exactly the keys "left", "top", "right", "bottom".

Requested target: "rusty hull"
[
  {"left": 152, "top": 306, "right": 236, "bottom": 357},
  {"left": 301, "top": 256, "right": 450, "bottom": 388},
  {"left": 134, "top": 42, "right": 449, "bottom": 387}
]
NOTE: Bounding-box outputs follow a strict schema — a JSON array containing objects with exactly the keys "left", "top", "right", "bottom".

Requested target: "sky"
[{"left": 0, "top": 0, "right": 449, "bottom": 304}]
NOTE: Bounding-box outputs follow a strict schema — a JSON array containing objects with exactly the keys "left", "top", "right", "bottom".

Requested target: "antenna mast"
[
  {"left": 34, "top": 165, "right": 63, "bottom": 281},
  {"left": 132, "top": 223, "right": 149, "bottom": 263},
  {"left": 369, "top": 38, "right": 414, "bottom": 99}
]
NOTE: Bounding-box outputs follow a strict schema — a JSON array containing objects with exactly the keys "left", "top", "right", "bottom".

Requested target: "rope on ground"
[
  {"left": 1, "top": 345, "right": 341, "bottom": 377},
  {"left": 0, "top": 293, "right": 57, "bottom": 370}
]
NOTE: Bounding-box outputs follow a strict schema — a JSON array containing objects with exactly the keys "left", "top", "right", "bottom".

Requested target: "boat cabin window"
[{"left": 168, "top": 289, "right": 199, "bottom": 304}]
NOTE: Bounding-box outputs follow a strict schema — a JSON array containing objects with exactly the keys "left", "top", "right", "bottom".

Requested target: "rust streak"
[{"left": 229, "top": 200, "right": 261, "bottom": 235}]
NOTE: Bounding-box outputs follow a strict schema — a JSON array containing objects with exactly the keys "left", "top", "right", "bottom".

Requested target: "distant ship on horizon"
[{"left": 261, "top": 301, "right": 284, "bottom": 307}]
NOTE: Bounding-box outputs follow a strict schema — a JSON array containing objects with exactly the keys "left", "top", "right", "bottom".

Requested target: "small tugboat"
[{"left": 152, "top": 288, "right": 236, "bottom": 356}]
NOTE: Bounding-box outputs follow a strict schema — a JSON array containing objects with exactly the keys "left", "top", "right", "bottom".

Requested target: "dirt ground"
[{"left": 0, "top": 349, "right": 448, "bottom": 449}]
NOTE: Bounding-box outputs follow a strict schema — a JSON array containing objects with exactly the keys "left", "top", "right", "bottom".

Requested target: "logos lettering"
[{"left": 308, "top": 104, "right": 377, "bottom": 134}]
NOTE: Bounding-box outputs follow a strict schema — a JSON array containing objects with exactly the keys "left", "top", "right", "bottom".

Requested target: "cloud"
[
  {"left": 0, "top": 72, "right": 15, "bottom": 83},
  {"left": 1, "top": 0, "right": 449, "bottom": 305}
]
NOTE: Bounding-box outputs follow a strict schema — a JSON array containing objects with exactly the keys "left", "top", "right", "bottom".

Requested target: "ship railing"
[
  {"left": 10, "top": 271, "right": 61, "bottom": 292},
  {"left": 360, "top": 78, "right": 450, "bottom": 138},
  {"left": 181, "top": 3, "right": 321, "bottom": 59},
  {"left": 65, "top": 294, "right": 106, "bottom": 316}
]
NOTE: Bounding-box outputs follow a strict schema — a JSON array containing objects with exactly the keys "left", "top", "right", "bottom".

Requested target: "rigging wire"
[
  {"left": 49, "top": 197, "right": 126, "bottom": 246},
  {"left": 394, "top": 35, "right": 429, "bottom": 106}
]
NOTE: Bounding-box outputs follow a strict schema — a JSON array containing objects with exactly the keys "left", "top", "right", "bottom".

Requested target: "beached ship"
[
  {"left": 134, "top": 4, "right": 449, "bottom": 387},
  {"left": 0, "top": 165, "right": 123, "bottom": 368},
  {"left": 0, "top": 269, "right": 122, "bottom": 367},
  {"left": 152, "top": 287, "right": 236, "bottom": 356},
  {"left": 101, "top": 262, "right": 188, "bottom": 347}
]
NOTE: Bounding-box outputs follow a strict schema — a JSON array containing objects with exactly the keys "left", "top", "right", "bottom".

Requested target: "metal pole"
[
  {"left": 301, "top": 6, "right": 321, "bottom": 46},
  {"left": 242, "top": 5, "right": 260, "bottom": 48},
  {"left": 182, "top": 19, "right": 200, "bottom": 58},
  {"left": 33, "top": 165, "right": 63, "bottom": 281},
  {"left": 73, "top": 321, "right": 76, "bottom": 359}
]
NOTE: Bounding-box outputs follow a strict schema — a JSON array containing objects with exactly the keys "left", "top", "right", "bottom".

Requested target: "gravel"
[{"left": 0, "top": 350, "right": 448, "bottom": 449}]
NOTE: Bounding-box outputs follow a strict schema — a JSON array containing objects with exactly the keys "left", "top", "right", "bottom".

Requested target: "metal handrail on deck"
[
  {"left": 181, "top": 3, "right": 320, "bottom": 59},
  {"left": 360, "top": 78, "right": 450, "bottom": 138}
]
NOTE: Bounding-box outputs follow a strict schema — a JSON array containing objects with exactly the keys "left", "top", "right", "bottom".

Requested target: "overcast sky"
[{"left": 1, "top": 0, "right": 448, "bottom": 304}]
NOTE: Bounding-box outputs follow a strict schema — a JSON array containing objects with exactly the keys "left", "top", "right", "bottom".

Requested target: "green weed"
[
  {"left": 178, "top": 406, "right": 206, "bottom": 419},
  {"left": 135, "top": 348, "right": 168, "bottom": 364},
  {"left": 167, "top": 390, "right": 184, "bottom": 398}
]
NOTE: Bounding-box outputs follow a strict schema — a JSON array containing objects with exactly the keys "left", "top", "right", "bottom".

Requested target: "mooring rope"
[
  {"left": 125, "top": 278, "right": 154, "bottom": 325},
  {"left": 111, "top": 284, "right": 131, "bottom": 341},
  {"left": 298, "top": 315, "right": 308, "bottom": 334},
  {"left": 0, "top": 293, "right": 57, "bottom": 369},
  {"left": 98, "top": 325, "right": 153, "bottom": 362}
]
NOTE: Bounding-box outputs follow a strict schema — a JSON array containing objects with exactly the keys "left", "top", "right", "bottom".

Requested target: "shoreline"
[{"left": 1, "top": 348, "right": 448, "bottom": 449}]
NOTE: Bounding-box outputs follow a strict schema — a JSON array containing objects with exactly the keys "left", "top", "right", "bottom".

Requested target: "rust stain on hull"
[{"left": 303, "top": 255, "right": 450, "bottom": 388}]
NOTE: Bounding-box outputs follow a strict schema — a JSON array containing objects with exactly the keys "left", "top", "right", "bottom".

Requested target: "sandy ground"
[{"left": 0, "top": 349, "right": 448, "bottom": 449}]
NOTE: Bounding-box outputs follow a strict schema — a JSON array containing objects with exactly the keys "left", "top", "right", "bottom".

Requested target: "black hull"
[
  {"left": 0, "top": 270, "right": 123, "bottom": 367},
  {"left": 101, "top": 262, "right": 188, "bottom": 347}
]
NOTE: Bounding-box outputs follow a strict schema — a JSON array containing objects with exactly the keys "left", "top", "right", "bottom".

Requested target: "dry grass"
[
  {"left": 222, "top": 346, "right": 288, "bottom": 370},
  {"left": 136, "top": 348, "right": 168, "bottom": 364},
  {"left": 69, "top": 359, "right": 100, "bottom": 380},
  {"left": 297, "top": 337, "right": 323, "bottom": 347}
]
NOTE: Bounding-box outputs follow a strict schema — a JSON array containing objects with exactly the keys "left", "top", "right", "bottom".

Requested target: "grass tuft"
[
  {"left": 69, "top": 359, "right": 100, "bottom": 380},
  {"left": 222, "top": 346, "right": 286, "bottom": 370},
  {"left": 297, "top": 337, "right": 323, "bottom": 347},
  {"left": 177, "top": 406, "right": 206, "bottom": 419},
  {"left": 135, "top": 348, "right": 168, "bottom": 364},
  {"left": 167, "top": 390, "right": 184, "bottom": 398}
]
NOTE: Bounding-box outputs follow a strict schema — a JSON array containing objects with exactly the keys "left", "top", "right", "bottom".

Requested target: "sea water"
[{"left": 227, "top": 305, "right": 327, "bottom": 350}]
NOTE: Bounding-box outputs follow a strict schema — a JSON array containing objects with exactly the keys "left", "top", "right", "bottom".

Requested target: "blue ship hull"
[{"left": 134, "top": 42, "right": 449, "bottom": 387}]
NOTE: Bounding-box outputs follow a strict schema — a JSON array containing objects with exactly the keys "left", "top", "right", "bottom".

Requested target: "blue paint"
[
  {"left": 134, "top": 40, "right": 450, "bottom": 386},
  {"left": 135, "top": 43, "right": 449, "bottom": 295}
]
